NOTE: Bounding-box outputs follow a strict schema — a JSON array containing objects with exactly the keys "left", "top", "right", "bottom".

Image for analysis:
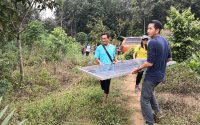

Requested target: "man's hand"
[
  {"left": 99, "top": 62, "right": 104, "bottom": 65},
  {"left": 113, "top": 60, "right": 118, "bottom": 64},
  {"left": 132, "top": 67, "right": 140, "bottom": 74}
]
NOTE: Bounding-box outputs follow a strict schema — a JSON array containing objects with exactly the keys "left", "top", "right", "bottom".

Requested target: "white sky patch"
[{"left": 40, "top": 8, "right": 55, "bottom": 20}]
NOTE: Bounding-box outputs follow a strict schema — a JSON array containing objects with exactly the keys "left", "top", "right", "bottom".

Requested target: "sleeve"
[
  {"left": 94, "top": 46, "right": 100, "bottom": 59},
  {"left": 147, "top": 41, "right": 156, "bottom": 64}
]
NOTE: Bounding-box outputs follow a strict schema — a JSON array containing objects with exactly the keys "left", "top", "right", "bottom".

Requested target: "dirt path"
[{"left": 121, "top": 74, "right": 144, "bottom": 125}]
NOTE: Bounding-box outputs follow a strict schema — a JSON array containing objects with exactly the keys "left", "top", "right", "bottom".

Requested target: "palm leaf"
[
  {"left": 0, "top": 106, "right": 8, "bottom": 119},
  {"left": 1, "top": 110, "right": 15, "bottom": 125}
]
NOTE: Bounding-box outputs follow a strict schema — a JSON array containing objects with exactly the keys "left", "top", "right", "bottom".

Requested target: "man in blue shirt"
[
  {"left": 95, "top": 33, "right": 117, "bottom": 105},
  {"left": 132, "top": 20, "right": 172, "bottom": 125}
]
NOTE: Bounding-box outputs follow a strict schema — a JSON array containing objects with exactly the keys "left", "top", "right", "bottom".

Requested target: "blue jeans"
[{"left": 141, "top": 80, "right": 160, "bottom": 125}]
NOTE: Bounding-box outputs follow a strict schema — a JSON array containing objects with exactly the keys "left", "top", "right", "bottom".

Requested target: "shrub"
[
  {"left": 165, "top": 7, "right": 200, "bottom": 62},
  {"left": 0, "top": 79, "right": 12, "bottom": 97},
  {"left": 11, "top": 67, "right": 60, "bottom": 97},
  {"left": 20, "top": 93, "right": 73, "bottom": 125},
  {"left": 124, "top": 48, "right": 135, "bottom": 60},
  {"left": 76, "top": 32, "right": 88, "bottom": 45},
  {"left": 157, "top": 63, "right": 200, "bottom": 95},
  {"left": 187, "top": 52, "right": 200, "bottom": 75}
]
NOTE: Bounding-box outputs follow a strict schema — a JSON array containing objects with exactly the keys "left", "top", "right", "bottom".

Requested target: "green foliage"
[
  {"left": 124, "top": 48, "right": 135, "bottom": 60},
  {"left": 187, "top": 52, "right": 200, "bottom": 75},
  {"left": 157, "top": 63, "right": 200, "bottom": 95},
  {"left": 45, "top": 27, "right": 76, "bottom": 61},
  {"left": 12, "top": 78, "right": 128, "bottom": 125},
  {"left": 76, "top": 32, "right": 88, "bottom": 45},
  {"left": 21, "top": 93, "right": 73, "bottom": 125},
  {"left": 0, "top": 97, "right": 26, "bottom": 125},
  {"left": 0, "top": 80, "right": 12, "bottom": 97},
  {"left": 0, "top": 43, "right": 17, "bottom": 96},
  {"left": 165, "top": 7, "right": 200, "bottom": 62},
  {"left": 192, "top": 112, "right": 200, "bottom": 123},
  {"left": 12, "top": 67, "right": 60, "bottom": 94},
  {"left": 87, "top": 18, "right": 109, "bottom": 44},
  {"left": 22, "top": 20, "right": 46, "bottom": 47}
]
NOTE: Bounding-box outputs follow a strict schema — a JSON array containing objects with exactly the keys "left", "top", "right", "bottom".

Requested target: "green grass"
[
  {"left": 157, "top": 63, "right": 200, "bottom": 95},
  {"left": 8, "top": 76, "right": 129, "bottom": 125}
]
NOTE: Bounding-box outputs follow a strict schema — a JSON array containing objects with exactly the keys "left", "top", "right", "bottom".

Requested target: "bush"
[
  {"left": 0, "top": 42, "right": 17, "bottom": 96},
  {"left": 76, "top": 32, "right": 87, "bottom": 45},
  {"left": 11, "top": 67, "right": 60, "bottom": 97},
  {"left": 20, "top": 93, "right": 73, "bottom": 125},
  {"left": 157, "top": 63, "right": 200, "bottom": 95},
  {"left": 187, "top": 52, "right": 200, "bottom": 75},
  {"left": 165, "top": 7, "right": 200, "bottom": 62},
  {"left": 0, "top": 79, "right": 12, "bottom": 97},
  {"left": 124, "top": 48, "right": 135, "bottom": 60}
]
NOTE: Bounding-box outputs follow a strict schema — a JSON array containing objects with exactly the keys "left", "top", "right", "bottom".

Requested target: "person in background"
[
  {"left": 85, "top": 44, "right": 91, "bottom": 56},
  {"left": 133, "top": 35, "right": 149, "bottom": 93},
  {"left": 81, "top": 46, "right": 86, "bottom": 55},
  {"left": 132, "top": 20, "right": 172, "bottom": 125},
  {"left": 94, "top": 33, "right": 117, "bottom": 105}
]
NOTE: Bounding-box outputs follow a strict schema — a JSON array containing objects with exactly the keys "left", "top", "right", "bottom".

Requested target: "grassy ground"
[
  {"left": 3, "top": 55, "right": 200, "bottom": 125},
  {"left": 156, "top": 63, "right": 200, "bottom": 125},
  {"left": 6, "top": 64, "right": 130, "bottom": 125}
]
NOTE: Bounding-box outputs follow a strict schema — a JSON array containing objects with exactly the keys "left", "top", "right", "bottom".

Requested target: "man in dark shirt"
[{"left": 132, "top": 20, "right": 172, "bottom": 125}]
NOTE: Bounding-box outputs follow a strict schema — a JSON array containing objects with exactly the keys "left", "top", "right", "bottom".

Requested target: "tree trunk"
[{"left": 16, "top": 33, "right": 24, "bottom": 83}]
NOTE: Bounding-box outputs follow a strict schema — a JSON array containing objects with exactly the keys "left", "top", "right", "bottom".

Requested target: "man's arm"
[
  {"left": 132, "top": 61, "right": 153, "bottom": 74},
  {"left": 95, "top": 58, "right": 103, "bottom": 65},
  {"left": 132, "top": 40, "right": 155, "bottom": 74}
]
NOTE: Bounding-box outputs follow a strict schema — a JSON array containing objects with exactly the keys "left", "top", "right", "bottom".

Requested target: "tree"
[
  {"left": 0, "top": 0, "right": 56, "bottom": 83},
  {"left": 165, "top": 7, "right": 200, "bottom": 62},
  {"left": 87, "top": 18, "right": 109, "bottom": 44},
  {"left": 76, "top": 32, "right": 88, "bottom": 45}
]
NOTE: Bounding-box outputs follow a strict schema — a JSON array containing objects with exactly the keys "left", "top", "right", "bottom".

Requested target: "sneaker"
[{"left": 153, "top": 113, "right": 163, "bottom": 123}]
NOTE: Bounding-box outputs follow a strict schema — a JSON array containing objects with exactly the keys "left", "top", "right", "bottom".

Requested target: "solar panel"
[
  {"left": 80, "top": 59, "right": 145, "bottom": 80},
  {"left": 80, "top": 59, "right": 176, "bottom": 80}
]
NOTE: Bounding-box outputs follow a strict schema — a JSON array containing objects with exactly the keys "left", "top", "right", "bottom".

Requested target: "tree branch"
[{"left": 19, "top": 0, "right": 35, "bottom": 33}]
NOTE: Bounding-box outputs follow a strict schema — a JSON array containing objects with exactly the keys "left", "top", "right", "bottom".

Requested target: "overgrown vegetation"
[
  {"left": 157, "top": 63, "right": 200, "bottom": 95},
  {"left": 157, "top": 63, "right": 200, "bottom": 125},
  {"left": 1, "top": 0, "right": 200, "bottom": 124},
  {"left": 165, "top": 7, "right": 200, "bottom": 62},
  {"left": 8, "top": 75, "right": 129, "bottom": 125}
]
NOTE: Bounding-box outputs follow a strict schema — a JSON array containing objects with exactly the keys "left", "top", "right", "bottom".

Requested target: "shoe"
[{"left": 153, "top": 113, "right": 163, "bottom": 123}]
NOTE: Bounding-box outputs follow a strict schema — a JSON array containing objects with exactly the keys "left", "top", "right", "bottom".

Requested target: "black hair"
[
  {"left": 149, "top": 20, "right": 163, "bottom": 32},
  {"left": 101, "top": 33, "right": 110, "bottom": 38},
  {"left": 141, "top": 38, "right": 148, "bottom": 50}
]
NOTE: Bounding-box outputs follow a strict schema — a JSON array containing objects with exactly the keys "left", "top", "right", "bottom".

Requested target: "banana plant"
[{"left": 0, "top": 97, "right": 27, "bottom": 125}]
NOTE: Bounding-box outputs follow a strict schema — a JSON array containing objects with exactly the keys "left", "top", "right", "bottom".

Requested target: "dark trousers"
[
  {"left": 136, "top": 71, "right": 144, "bottom": 85},
  {"left": 100, "top": 79, "right": 111, "bottom": 94},
  {"left": 141, "top": 80, "right": 160, "bottom": 125},
  {"left": 86, "top": 51, "right": 90, "bottom": 56}
]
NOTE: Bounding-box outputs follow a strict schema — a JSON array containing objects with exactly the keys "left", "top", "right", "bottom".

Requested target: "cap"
[{"left": 142, "top": 35, "right": 149, "bottom": 40}]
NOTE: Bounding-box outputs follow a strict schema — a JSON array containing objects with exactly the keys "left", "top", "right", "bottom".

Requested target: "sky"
[{"left": 40, "top": 8, "right": 55, "bottom": 20}]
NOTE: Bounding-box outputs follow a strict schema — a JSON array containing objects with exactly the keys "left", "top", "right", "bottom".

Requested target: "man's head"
[
  {"left": 101, "top": 33, "right": 110, "bottom": 45},
  {"left": 147, "top": 20, "right": 163, "bottom": 38}
]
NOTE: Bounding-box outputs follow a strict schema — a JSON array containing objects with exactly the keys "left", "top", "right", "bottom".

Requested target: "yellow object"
[{"left": 134, "top": 45, "right": 147, "bottom": 59}]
